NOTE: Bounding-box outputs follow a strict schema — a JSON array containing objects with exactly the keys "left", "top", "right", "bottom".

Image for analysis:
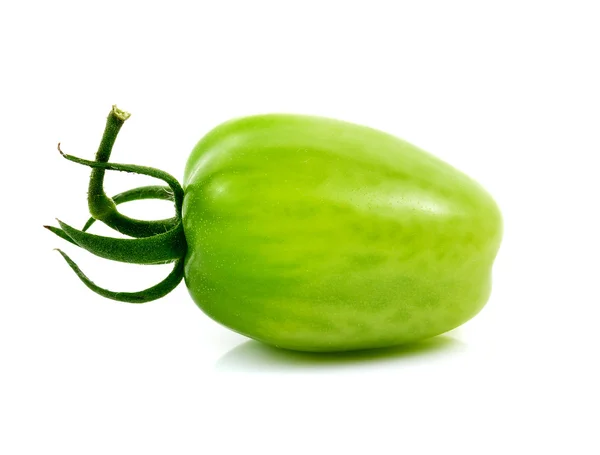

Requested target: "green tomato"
[
  {"left": 182, "top": 114, "right": 502, "bottom": 351},
  {"left": 48, "top": 107, "right": 502, "bottom": 353}
]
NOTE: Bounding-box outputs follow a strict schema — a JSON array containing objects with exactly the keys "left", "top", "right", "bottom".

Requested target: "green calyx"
[{"left": 45, "top": 106, "right": 187, "bottom": 303}]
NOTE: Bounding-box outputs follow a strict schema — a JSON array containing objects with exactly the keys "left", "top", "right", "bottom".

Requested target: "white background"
[{"left": 1, "top": 1, "right": 599, "bottom": 454}]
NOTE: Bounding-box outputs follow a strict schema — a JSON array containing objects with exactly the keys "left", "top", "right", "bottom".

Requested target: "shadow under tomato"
[{"left": 215, "top": 334, "right": 465, "bottom": 373}]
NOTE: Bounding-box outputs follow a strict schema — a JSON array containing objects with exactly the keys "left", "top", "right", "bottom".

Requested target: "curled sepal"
[
  {"left": 54, "top": 219, "right": 186, "bottom": 265},
  {"left": 82, "top": 185, "right": 176, "bottom": 234},
  {"left": 59, "top": 151, "right": 183, "bottom": 215},
  {"left": 59, "top": 148, "right": 184, "bottom": 232},
  {"left": 55, "top": 249, "right": 184, "bottom": 303},
  {"left": 44, "top": 225, "right": 77, "bottom": 246}
]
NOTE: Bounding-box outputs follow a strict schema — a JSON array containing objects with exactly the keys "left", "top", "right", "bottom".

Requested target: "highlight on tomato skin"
[{"left": 46, "top": 106, "right": 503, "bottom": 353}]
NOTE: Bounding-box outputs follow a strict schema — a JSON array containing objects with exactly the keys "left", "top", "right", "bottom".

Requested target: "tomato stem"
[
  {"left": 81, "top": 106, "right": 179, "bottom": 238},
  {"left": 87, "top": 106, "right": 126, "bottom": 220},
  {"left": 46, "top": 106, "right": 187, "bottom": 303}
]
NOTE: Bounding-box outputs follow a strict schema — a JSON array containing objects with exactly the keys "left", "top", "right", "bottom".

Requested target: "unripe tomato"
[{"left": 182, "top": 114, "right": 502, "bottom": 351}]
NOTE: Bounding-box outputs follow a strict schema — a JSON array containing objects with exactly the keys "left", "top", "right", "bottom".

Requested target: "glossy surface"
[{"left": 182, "top": 115, "right": 502, "bottom": 351}]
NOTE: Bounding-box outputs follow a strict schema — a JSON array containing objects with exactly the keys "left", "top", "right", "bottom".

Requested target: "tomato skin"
[{"left": 182, "top": 115, "right": 502, "bottom": 352}]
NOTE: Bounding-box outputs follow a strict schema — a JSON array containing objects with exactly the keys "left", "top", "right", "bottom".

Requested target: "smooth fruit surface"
[{"left": 182, "top": 114, "right": 502, "bottom": 351}]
